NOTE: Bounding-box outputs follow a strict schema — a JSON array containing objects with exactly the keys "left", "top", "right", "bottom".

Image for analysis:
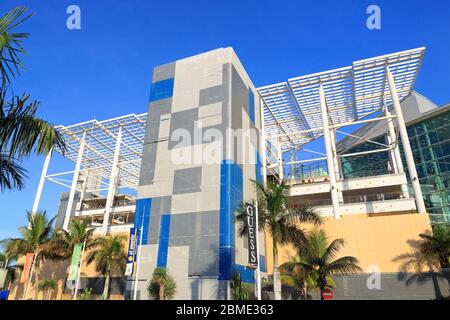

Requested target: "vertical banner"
[
  {"left": 68, "top": 243, "right": 83, "bottom": 281},
  {"left": 246, "top": 204, "right": 258, "bottom": 269},
  {"left": 20, "top": 253, "right": 34, "bottom": 283},
  {"left": 125, "top": 227, "right": 137, "bottom": 276}
]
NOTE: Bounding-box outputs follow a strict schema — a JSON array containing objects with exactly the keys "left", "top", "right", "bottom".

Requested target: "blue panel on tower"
[
  {"left": 134, "top": 198, "right": 152, "bottom": 245},
  {"left": 219, "top": 160, "right": 243, "bottom": 280},
  {"left": 259, "top": 255, "right": 266, "bottom": 273},
  {"left": 157, "top": 214, "right": 171, "bottom": 268},
  {"left": 149, "top": 78, "right": 174, "bottom": 102},
  {"left": 255, "top": 151, "right": 263, "bottom": 183},
  {"left": 249, "top": 87, "right": 255, "bottom": 124}
]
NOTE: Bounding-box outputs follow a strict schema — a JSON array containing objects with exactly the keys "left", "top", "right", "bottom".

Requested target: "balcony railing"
[
  {"left": 71, "top": 211, "right": 135, "bottom": 228},
  {"left": 80, "top": 198, "right": 136, "bottom": 211},
  {"left": 291, "top": 192, "right": 405, "bottom": 207}
]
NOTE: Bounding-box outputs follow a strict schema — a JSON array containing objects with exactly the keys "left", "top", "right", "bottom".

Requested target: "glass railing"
[
  {"left": 342, "top": 167, "right": 390, "bottom": 179},
  {"left": 343, "top": 192, "right": 404, "bottom": 204},
  {"left": 285, "top": 160, "right": 329, "bottom": 183},
  {"left": 291, "top": 192, "right": 405, "bottom": 208}
]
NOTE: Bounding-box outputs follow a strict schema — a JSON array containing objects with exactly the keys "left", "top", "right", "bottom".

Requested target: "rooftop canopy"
[
  {"left": 54, "top": 113, "right": 147, "bottom": 190},
  {"left": 257, "top": 47, "right": 425, "bottom": 151},
  {"left": 52, "top": 48, "right": 425, "bottom": 188}
]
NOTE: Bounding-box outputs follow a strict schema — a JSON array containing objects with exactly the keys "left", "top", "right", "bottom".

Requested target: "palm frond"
[
  {"left": 0, "top": 7, "right": 33, "bottom": 87},
  {"left": 288, "top": 205, "right": 322, "bottom": 225},
  {"left": 0, "top": 92, "right": 66, "bottom": 158},
  {"left": 0, "top": 152, "right": 26, "bottom": 190},
  {"left": 328, "top": 256, "right": 362, "bottom": 275},
  {"left": 322, "top": 238, "right": 345, "bottom": 263}
]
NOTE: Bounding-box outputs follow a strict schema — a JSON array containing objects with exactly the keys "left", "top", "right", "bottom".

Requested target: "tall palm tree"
[
  {"left": 147, "top": 267, "right": 176, "bottom": 300},
  {"left": 85, "top": 235, "right": 126, "bottom": 300},
  {"left": 287, "top": 229, "right": 361, "bottom": 300},
  {"left": 49, "top": 219, "right": 95, "bottom": 260},
  {"left": 236, "top": 180, "right": 322, "bottom": 300},
  {"left": 0, "top": 211, "right": 55, "bottom": 299},
  {"left": 0, "top": 7, "right": 65, "bottom": 191}
]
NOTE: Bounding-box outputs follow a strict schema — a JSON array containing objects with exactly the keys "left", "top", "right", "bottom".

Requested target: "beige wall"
[{"left": 265, "top": 213, "right": 432, "bottom": 274}]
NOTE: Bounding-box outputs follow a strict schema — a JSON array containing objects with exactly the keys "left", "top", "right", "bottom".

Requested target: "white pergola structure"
[
  {"left": 32, "top": 113, "right": 147, "bottom": 233},
  {"left": 257, "top": 47, "right": 427, "bottom": 218},
  {"left": 32, "top": 47, "right": 428, "bottom": 230}
]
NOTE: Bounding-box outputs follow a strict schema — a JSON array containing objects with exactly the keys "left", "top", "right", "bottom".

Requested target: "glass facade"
[{"left": 341, "top": 108, "right": 450, "bottom": 224}]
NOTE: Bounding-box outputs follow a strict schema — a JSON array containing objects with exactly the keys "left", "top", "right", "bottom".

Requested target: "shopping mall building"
[{"left": 8, "top": 47, "right": 450, "bottom": 300}]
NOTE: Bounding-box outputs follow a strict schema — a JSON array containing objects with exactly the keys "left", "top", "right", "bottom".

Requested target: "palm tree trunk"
[
  {"left": 102, "top": 274, "right": 110, "bottom": 300},
  {"left": 320, "top": 288, "right": 324, "bottom": 300},
  {"left": 272, "top": 239, "right": 282, "bottom": 300},
  {"left": 303, "top": 284, "right": 307, "bottom": 300},
  {"left": 33, "top": 269, "right": 39, "bottom": 300},
  {"left": 159, "top": 284, "right": 165, "bottom": 300}
]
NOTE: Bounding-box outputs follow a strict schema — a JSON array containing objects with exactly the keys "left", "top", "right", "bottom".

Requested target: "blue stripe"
[
  {"left": 134, "top": 198, "right": 152, "bottom": 245},
  {"left": 235, "top": 264, "right": 255, "bottom": 284},
  {"left": 255, "top": 151, "right": 263, "bottom": 183},
  {"left": 248, "top": 87, "right": 255, "bottom": 124},
  {"left": 219, "top": 160, "right": 243, "bottom": 280},
  {"left": 259, "top": 255, "right": 266, "bottom": 273},
  {"left": 157, "top": 214, "right": 171, "bottom": 268},
  {"left": 149, "top": 78, "right": 174, "bottom": 102}
]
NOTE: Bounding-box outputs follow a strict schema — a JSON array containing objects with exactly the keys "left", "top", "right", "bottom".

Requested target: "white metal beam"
[
  {"left": 386, "top": 67, "right": 426, "bottom": 213},
  {"left": 32, "top": 149, "right": 52, "bottom": 215},
  {"left": 319, "top": 84, "right": 341, "bottom": 219},
  {"left": 63, "top": 132, "right": 86, "bottom": 230},
  {"left": 102, "top": 127, "right": 122, "bottom": 234}
]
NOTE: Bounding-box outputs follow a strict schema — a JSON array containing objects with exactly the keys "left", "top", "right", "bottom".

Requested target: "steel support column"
[
  {"left": 385, "top": 107, "right": 409, "bottom": 198},
  {"left": 32, "top": 149, "right": 52, "bottom": 214},
  {"left": 63, "top": 132, "right": 86, "bottom": 230},
  {"left": 102, "top": 127, "right": 122, "bottom": 234},
  {"left": 319, "top": 84, "right": 341, "bottom": 219},
  {"left": 329, "top": 129, "right": 344, "bottom": 203},
  {"left": 277, "top": 137, "right": 283, "bottom": 181},
  {"left": 260, "top": 98, "right": 268, "bottom": 186},
  {"left": 386, "top": 67, "right": 426, "bottom": 213}
]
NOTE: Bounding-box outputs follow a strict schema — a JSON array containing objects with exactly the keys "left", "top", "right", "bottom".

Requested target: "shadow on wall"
[{"left": 393, "top": 235, "right": 450, "bottom": 300}]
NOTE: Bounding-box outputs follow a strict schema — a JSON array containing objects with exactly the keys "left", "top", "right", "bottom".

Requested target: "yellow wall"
[{"left": 265, "top": 213, "right": 432, "bottom": 274}]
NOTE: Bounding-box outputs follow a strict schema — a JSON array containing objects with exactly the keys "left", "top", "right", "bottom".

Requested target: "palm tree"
[
  {"left": 0, "top": 7, "right": 65, "bottom": 191},
  {"left": 280, "top": 254, "right": 315, "bottom": 300},
  {"left": 0, "top": 211, "right": 55, "bottom": 299},
  {"left": 287, "top": 229, "right": 361, "bottom": 300},
  {"left": 236, "top": 179, "right": 322, "bottom": 300},
  {"left": 37, "top": 278, "right": 56, "bottom": 300},
  {"left": 85, "top": 235, "right": 126, "bottom": 300},
  {"left": 147, "top": 267, "right": 176, "bottom": 300},
  {"left": 40, "top": 218, "right": 95, "bottom": 291},
  {"left": 393, "top": 225, "right": 450, "bottom": 299},
  {"left": 49, "top": 219, "right": 95, "bottom": 260}
]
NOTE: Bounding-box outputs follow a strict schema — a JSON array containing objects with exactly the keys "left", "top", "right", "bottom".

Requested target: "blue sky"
[{"left": 1, "top": 0, "right": 449, "bottom": 239}]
